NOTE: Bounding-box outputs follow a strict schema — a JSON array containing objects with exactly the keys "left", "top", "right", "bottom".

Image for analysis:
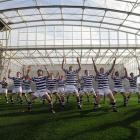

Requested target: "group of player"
[{"left": 0, "top": 57, "right": 140, "bottom": 114}]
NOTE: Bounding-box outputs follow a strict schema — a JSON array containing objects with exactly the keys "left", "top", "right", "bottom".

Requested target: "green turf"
[{"left": 0, "top": 94, "right": 140, "bottom": 140}]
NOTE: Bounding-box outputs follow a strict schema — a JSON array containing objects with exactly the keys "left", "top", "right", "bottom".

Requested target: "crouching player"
[
  {"left": 125, "top": 67, "right": 140, "bottom": 104},
  {"left": 8, "top": 69, "right": 23, "bottom": 104},
  {"left": 80, "top": 70, "right": 97, "bottom": 104},
  {"left": 0, "top": 77, "right": 8, "bottom": 103},
  {"left": 62, "top": 57, "right": 82, "bottom": 110},
  {"left": 46, "top": 72, "right": 64, "bottom": 108},
  {"left": 92, "top": 57, "right": 117, "bottom": 112},
  {"left": 27, "top": 67, "right": 55, "bottom": 113},
  {"left": 111, "top": 68, "right": 128, "bottom": 106}
]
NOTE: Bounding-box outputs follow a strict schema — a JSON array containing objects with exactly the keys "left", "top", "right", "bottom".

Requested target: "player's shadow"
[{"left": 62, "top": 108, "right": 140, "bottom": 140}]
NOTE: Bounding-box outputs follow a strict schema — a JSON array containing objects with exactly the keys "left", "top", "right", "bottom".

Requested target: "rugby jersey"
[
  {"left": 64, "top": 69, "right": 78, "bottom": 85},
  {"left": 47, "top": 78, "right": 57, "bottom": 90},
  {"left": 0, "top": 81, "right": 8, "bottom": 88},
  {"left": 112, "top": 76, "right": 124, "bottom": 88},
  {"left": 57, "top": 79, "right": 65, "bottom": 87},
  {"left": 22, "top": 79, "right": 31, "bottom": 90},
  {"left": 128, "top": 77, "right": 137, "bottom": 88},
  {"left": 96, "top": 73, "right": 109, "bottom": 89},
  {"left": 8, "top": 77, "right": 23, "bottom": 88},
  {"left": 81, "top": 75, "right": 94, "bottom": 88},
  {"left": 32, "top": 76, "right": 47, "bottom": 91}
]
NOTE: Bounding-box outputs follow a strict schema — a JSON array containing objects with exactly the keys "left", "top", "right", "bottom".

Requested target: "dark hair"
[{"left": 37, "top": 69, "right": 43, "bottom": 73}]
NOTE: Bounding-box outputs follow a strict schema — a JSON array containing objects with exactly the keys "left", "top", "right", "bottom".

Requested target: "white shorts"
[
  {"left": 80, "top": 87, "right": 95, "bottom": 94},
  {"left": 47, "top": 89, "right": 57, "bottom": 94},
  {"left": 12, "top": 87, "right": 22, "bottom": 94},
  {"left": 0, "top": 88, "right": 8, "bottom": 94},
  {"left": 64, "top": 85, "right": 78, "bottom": 94},
  {"left": 57, "top": 87, "right": 65, "bottom": 94},
  {"left": 96, "top": 88, "right": 112, "bottom": 96},
  {"left": 33, "top": 90, "right": 48, "bottom": 98},
  {"left": 22, "top": 89, "right": 32, "bottom": 94},
  {"left": 129, "top": 88, "right": 139, "bottom": 93},
  {"left": 113, "top": 87, "right": 125, "bottom": 93}
]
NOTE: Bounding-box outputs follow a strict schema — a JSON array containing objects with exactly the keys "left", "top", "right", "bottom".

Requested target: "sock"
[
  {"left": 111, "top": 102, "right": 117, "bottom": 110},
  {"left": 5, "top": 96, "right": 8, "bottom": 102}
]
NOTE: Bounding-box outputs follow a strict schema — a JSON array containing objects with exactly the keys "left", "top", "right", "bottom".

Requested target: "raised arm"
[
  {"left": 61, "top": 58, "right": 66, "bottom": 72},
  {"left": 22, "top": 65, "right": 25, "bottom": 77},
  {"left": 111, "top": 68, "right": 115, "bottom": 79},
  {"left": 92, "top": 58, "right": 99, "bottom": 74},
  {"left": 8, "top": 69, "right": 12, "bottom": 79},
  {"left": 108, "top": 58, "right": 116, "bottom": 75},
  {"left": 138, "top": 67, "right": 140, "bottom": 76},
  {"left": 124, "top": 67, "right": 128, "bottom": 78},
  {"left": 76, "top": 57, "right": 81, "bottom": 73},
  {"left": 55, "top": 72, "right": 60, "bottom": 79},
  {"left": 44, "top": 65, "right": 50, "bottom": 77}
]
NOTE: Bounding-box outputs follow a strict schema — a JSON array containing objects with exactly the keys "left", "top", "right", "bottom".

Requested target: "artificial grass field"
[{"left": 0, "top": 94, "right": 140, "bottom": 140}]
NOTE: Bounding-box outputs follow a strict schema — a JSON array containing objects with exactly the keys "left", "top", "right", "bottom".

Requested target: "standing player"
[
  {"left": 8, "top": 69, "right": 23, "bottom": 104},
  {"left": 125, "top": 67, "right": 140, "bottom": 104},
  {"left": 111, "top": 68, "right": 128, "bottom": 106},
  {"left": 80, "top": 70, "right": 96, "bottom": 103},
  {"left": 27, "top": 67, "right": 55, "bottom": 113},
  {"left": 92, "top": 58, "right": 117, "bottom": 112},
  {"left": 0, "top": 77, "right": 8, "bottom": 103},
  {"left": 62, "top": 57, "right": 82, "bottom": 110}
]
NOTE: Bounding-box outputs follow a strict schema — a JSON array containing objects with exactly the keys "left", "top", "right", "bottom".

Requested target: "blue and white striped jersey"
[
  {"left": 22, "top": 79, "right": 31, "bottom": 90},
  {"left": 57, "top": 79, "right": 65, "bottom": 87},
  {"left": 47, "top": 78, "right": 57, "bottom": 90},
  {"left": 96, "top": 73, "right": 110, "bottom": 89},
  {"left": 9, "top": 77, "right": 23, "bottom": 88},
  {"left": 112, "top": 76, "right": 124, "bottom": 88},
  {"left": 127, "top": 76, "right": 137, "bottom": 88},
  {"left": 64, "top": 69, "right": 78, "bottom": 85},
  {"left": 32, "top": 76, "right": 48, "bottom": 91},
  {"left": 81, "top": 75, "right": 94, "bottom": 88}
]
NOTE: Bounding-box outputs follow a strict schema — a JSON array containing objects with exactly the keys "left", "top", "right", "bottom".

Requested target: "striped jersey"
[
  {"left": 0, "top": 81, "right": 8, "bottom": 88},
  {"left": 96, "top": 73, "right": 110, "bottom": 89},
  {"left": 128, "top": 77, "right": 137, "bottom": 88},
  {"left": 81, "top": 75, "right": 94, "bottom": 88},
  {"left": 112, "top": 76, "right": 124, "bottom": 88},
  {"left": 9, "top": 77, "right": 23, "bottom": 88},
  {"left": 47, "top": 78, "right": 57, "bottom": 90},
  {"left": 32, "top": 76, "right": 47, "bottom": 91},
  {"left": 64, "top": 69, "right": 78, "bottom": 85},
  {"left": 22, "top": 79, "right": 31, "bottom": 90},
  {"left": 57, "top": 79, "right": 65, "bottom": 87}
]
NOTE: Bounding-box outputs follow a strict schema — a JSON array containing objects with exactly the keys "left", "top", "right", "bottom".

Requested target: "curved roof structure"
[
  {"left": 0, "top": 0, "right": 140, "bottom": 74},
  {"left": 0, "top": 0, "right": 140, "bottom": 35}
]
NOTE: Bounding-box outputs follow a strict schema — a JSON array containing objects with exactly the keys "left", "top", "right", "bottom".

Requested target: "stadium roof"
[
  {"left": 0, "top": 0, "right": 140, "bottom": 35},
  {"left": 0, "top": 0, "right": 140, "bottom": 70}
]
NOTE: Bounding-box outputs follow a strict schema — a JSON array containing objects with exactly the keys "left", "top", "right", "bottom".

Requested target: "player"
[
  {"left": 111, "top": 68, "right": 128, "bottom": 106},
  {"left": 92, "top": 57, "right": 117, "bottom": 112},
  {"left": 80, "top": 70, "right": 97, "bottom": 104},
  {"left": 62, "top": 57, "right": 82, "bottom": 110},
  {"left": 8, "top": 69, "right": 23, "bottom": 104},
  {"left": 0, "top": 77, "right": 8, "bottom": 103},
  {"left": 27, "top": 67, "right": 55, "bottom": 113},
  {"left": 125, "top": 67, "right": 140, "bottom": 104},
  {"left": 46, "top": 72, "right": 64, "bottom": 107}
]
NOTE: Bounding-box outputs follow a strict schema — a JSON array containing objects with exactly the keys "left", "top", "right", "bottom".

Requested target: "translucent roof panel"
[{"left": 0, "top": 0, "right": 140, "bottom": 34}]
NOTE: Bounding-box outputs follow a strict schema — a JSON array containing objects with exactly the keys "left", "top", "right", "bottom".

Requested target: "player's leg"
[
  {"left": 4, "top": 89, "right": 8, "bottom": 103},
  {"left": 42, "top": 92, "right": 55, "bottom": 113},
  {"left": 53, "top": 91, "right": 64, "bottom": 107},
  {"left": 106, "top": 89, "right": 117, "bottom": 112},
  {"left": 27, "top": 94, "right": 37, "bottom": 111},
  {"left": 93, "top": 90, "right": 102, "bottom": 111}
]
